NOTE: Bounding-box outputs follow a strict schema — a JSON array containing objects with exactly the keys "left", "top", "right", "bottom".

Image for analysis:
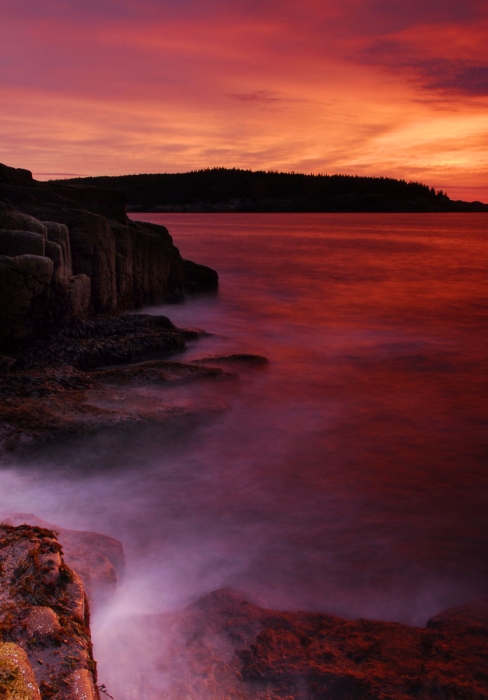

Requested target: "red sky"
[{"left": 1, "top": 0, "right": 487, "bottom": 201}]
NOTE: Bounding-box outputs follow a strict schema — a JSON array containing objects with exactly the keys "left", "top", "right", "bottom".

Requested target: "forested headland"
[{"left": 53, "top": 168, "right": 488, "bottom": 213}]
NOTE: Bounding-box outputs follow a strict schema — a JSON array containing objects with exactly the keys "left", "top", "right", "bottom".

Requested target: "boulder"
[
  {"left": 45, "top": 208, "right": 117, "bottom": 313},
  {"left": 182, "top": 258, "right": 219, "bottom": 293},
  {"left": 0, "top": 163, "right": 34, "bottom": 187},
  {"left": 0, "top": 203, "right": 47, "bottom": 238},
  {"left": 0, "top": 255, "right": 53, "bottom": 341},
  {"left": 2, "top": 514, "right": 125, "bottom": 607},
  {"left": 0, "top": 524, "right": 99, "bottom": 700},
  {"left": 112, "top": 220, "right": 185, "bottom": 308},
  {"left": 0, "top": 230, "right": 45, "bottom": 257}
]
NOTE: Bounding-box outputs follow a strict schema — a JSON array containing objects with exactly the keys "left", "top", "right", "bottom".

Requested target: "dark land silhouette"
[{"left": 53, "top": 168, "right": 488, "bottom": 212}]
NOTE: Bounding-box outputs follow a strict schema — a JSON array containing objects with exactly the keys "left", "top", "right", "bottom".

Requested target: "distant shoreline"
[
  {"left": 52, "top": 168, "right": 488, "bottom": 214},
  {"left": 128, "top": 205, "right": 488, "bottom": 214}
]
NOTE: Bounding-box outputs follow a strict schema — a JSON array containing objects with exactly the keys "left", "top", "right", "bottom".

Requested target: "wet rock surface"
[
  {"left": 121, "top": 588, "right": 488, "bottom": 699},
  {"left": 0, "top": 524, "right": 99, "bottom": 700},
  {"left": 0, "top": 361, "right": 232, "bottom": 454},
  {"left": 16, "top": 314, "right": 186, "bottom": 371},
  {"left": 1, "top": 516, "right": 125, "bottom": 609},
  {"left": 5, "top": 526, "right": 487, "bottom": 700},
  {"left": 0, "top": 314, "right": 240, "bottom": 454}
]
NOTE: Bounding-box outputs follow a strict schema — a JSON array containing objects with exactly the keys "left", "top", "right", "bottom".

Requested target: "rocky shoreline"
[
  {"left": 0, "top": 162, "right": 223, "bottom": 456},
  {"left": 0, "top": 162, "right": 217, "bottom": 348},
  {"left": 1, "top": 521, "right": 487, "bottom": 699},
  {"left": 1, "top": 161, "right": 487, "bottom": 699}
]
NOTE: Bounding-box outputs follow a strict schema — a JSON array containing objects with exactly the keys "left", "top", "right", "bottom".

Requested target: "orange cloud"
[{"left": 0, "top": 0, "right": 487, "bottom": 201}]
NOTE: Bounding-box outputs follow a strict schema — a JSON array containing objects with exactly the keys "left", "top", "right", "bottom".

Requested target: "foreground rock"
[
  {"left": 0, "top": 524, "right": 99, "bottom": 700},
  {"left": 2, "top": 515, "right": 125, "bottom": 608},
  {"left": 111, "top": 588, "right": 488, "bottom": 699}
]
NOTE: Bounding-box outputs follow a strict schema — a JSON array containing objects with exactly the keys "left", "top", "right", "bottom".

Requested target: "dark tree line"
[{"left": 54, "top": 168, "right": 486, "bottom": 212}]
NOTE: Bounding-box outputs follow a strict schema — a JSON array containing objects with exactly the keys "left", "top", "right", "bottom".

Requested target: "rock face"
[
  {"left": 0, "top": 642, "right": 42, "bottom": 700},
  {"left": 2, "top": 515, "right": 125, "bottom": 609},
  {"left": 0, "top": 163, "right": 218, "bottom": 345},
  {"left": 0, "top": 255, "right": 54, "bottom": 342},
  {"left": 182, "top": 258, "right": 219, "bottom": 294},
  {"left": 117, "top": 588, "right": 488, "bottom": 700},
  {"left": 0, "top": 524, "right": 99, "bottom": 700}
]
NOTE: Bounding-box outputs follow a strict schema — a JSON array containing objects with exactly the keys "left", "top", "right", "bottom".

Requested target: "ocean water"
[
  {"left": 1, "top": 213, "right": 487, "bottom": 695},
  {"left": 121, "top": 212, "right": 488, "bottom": 615}
]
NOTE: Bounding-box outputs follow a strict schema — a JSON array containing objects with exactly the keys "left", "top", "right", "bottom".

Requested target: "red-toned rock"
[
  {"left": 0, "top": 524, "right": 99, "bottom": 700},
  {"left": 125, "top": 588, "right": 488, "bottom": 699},
  {"left": 2, "top": 514, "right": 125, "bottom": 607}
]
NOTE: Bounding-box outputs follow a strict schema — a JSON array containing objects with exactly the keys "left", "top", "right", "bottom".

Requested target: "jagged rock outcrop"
[
  {"left": 0, "top": 524, "right": 99, "bottom": 700},
  {"left": 0, "top": 163, "right": 218, "bottom": 345}
]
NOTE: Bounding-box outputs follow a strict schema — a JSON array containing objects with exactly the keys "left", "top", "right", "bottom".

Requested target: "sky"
[{"left": 1, "top": 0, "right": 487, "bottom": 201}]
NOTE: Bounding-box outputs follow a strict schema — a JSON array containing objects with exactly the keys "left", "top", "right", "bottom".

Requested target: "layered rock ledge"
[
  {"left": 0, "top": 162, "right": 217, "bottom": 346},
  {"left": 0, "top": 162, "right": 222, "bottom": 454},
  {"left": 0, "top": 313, "right": 240, "bottom": 454}
]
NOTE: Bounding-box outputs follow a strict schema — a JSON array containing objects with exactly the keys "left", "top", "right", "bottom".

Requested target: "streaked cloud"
[{"left": 0, "top": 0, "right": 487, "bottom": 200}]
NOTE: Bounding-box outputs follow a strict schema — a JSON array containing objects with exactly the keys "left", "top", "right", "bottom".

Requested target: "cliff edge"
[{"left": 0, "top": 162, "right": 218, "bottom": 347}]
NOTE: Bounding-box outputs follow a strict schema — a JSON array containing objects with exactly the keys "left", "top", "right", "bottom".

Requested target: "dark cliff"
[{"left": 0, "top": 163, "right": 218, "bottom": 347}]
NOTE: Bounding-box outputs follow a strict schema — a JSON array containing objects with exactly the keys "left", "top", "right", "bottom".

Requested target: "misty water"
[{"left": 1, "top": 213, "right": 487, "bottom": 695}]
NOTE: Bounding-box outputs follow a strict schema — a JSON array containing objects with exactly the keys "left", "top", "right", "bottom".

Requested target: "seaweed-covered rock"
[
  {"left": 0, "top": 311, "right": 240, "bottom": 454},
  {"left": 2, "top": 514, "right": 125, "bottom": 608},
  {"left": 0, "top": 524, "right": 99, "bottom": 700},
  {"left": 0, "top": 642, "right": 41, "bottom": 700},
  {"left": 109, "top": 588, "right": 488, "bottom": 700},
  {"left": 18, "top": 314, "right": 186, "bottom": 370}
]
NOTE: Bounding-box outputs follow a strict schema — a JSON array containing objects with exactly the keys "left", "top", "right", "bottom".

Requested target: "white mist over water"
[{"left": 1, "top": 213, "right": 488, "bottom": 697}]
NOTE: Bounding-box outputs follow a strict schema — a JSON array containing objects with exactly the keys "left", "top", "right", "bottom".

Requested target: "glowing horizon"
[{"left": 2, "top": 0, "right": 488, "bottom": 202}]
